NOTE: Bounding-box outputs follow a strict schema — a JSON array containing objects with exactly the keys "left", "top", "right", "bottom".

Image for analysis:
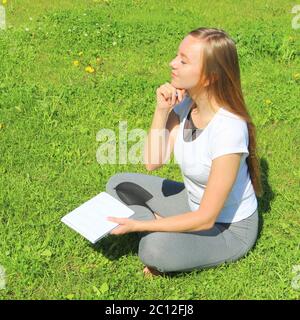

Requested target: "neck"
[{"left": 187, "top": 87, "right": 220, "bottom": 118}]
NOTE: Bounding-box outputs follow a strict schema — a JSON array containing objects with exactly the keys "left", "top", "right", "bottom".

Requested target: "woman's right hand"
[{"left": 156, "top": 82, "right": 186, "bottom": 111}]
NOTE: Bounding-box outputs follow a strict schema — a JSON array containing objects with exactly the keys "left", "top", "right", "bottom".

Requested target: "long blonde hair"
[{"left": 188, "top": 27, "right": 263, "bottom": 197}]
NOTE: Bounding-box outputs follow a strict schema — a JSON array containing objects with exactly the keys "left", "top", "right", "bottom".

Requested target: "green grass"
[{"left": 0, "top": 0, "right": 300, "bottom": 299}]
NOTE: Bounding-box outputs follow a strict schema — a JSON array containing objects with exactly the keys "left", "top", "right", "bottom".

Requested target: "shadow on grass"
[
  {"left": 91, "top": 232, "right": 140, "bottom": 261},
  {"left": 254, "top": 157, "right": 274, "bottom": 248},
  {"left": 92, "top": 157, "right": 274, "bottom": 278}
]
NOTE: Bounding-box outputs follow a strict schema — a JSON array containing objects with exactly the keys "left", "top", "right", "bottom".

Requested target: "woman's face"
[{"left": 169, "top": 35, "right": 204, "bottom": 90}]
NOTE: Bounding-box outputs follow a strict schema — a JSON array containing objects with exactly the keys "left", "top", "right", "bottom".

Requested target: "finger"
[
  {"left": 160, "top": 89, "right": 172, "bottom": 102},
  {"left": 164, "top": 84, "right": 176, "bottom": 104},
  {"left": 110, "top": 227, "right": 120, "bottom": 235},
  {"left": 165, "top": 88, "right": 176, "bottom": 105},
  {"left": 176, "top": 89, "right": 185, "bottom": 102},
  {"left": 171, "top": 88, "right": 177, "bottom": 105},
  {"left": 107, "top": 217, "right": 122, "bottom": 223},
  {"left": 111, "top": 226, "right": 126, "bottom": 235},
  {"left": 176, "top": 90, "right": 182, "bottom": 102}
]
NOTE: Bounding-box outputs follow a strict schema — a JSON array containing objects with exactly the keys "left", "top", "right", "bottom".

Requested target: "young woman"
[{"left": 106, "top": 27, "right": 263, "bottom": 277}]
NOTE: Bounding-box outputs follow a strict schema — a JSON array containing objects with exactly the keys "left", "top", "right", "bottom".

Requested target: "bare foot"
[{"left": 143, "top": 266, "right": 163, "bottom": 277}]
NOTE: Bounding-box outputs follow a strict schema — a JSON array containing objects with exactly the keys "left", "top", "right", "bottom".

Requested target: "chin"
[{"left": 171, "top": 79, "right": 179, "bottom": 86}]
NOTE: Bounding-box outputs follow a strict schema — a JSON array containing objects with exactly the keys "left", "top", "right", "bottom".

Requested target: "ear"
[
  {"left": 203, "top": 74, "right": 218, "bottom": 87},
  {"left": 210, "top": 72, "right": 219, "bottom": 85},
  {"left": 198, "top": 75, "right": 210, "bottom": 88},
  {"left": 203, "top": 79, "right": 210, "bottom": 87}
]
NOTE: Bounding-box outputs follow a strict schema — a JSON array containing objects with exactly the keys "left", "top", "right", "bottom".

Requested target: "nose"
[{"left": 169, "top": 58, "right": 177, "bottom": 70}]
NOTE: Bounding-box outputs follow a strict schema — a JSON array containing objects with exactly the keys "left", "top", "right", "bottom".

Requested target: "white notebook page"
[{"left": 61, "top": 192, "right": 135, "bottom": 243}]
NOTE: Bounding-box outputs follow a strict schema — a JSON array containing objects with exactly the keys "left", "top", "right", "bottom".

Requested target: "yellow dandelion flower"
[
  {"left": 2, "top": 0, "right": 7, "bottom": 5},
  {"left": 78, "top": 51, "right": 83, "bottom": 56},
  {"left": 265, "top": 99, "right": 272, "bottom": 105},
  {"left": 293, "top": 73, "right": 300, "bottom": 80},
  {"left": 73, "top": 60, "right": 80, "bottom": 67},
  {"left": 85, "top": 66, "right": 95, "bottom": 73}
]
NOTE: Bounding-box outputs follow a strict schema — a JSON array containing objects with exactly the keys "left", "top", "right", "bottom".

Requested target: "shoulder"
[
  {"left": 211, "top": 108, "right": 249, "bottom": 143},
  {"left": 215, "top": 108, "right": 248, "bottom": 131},
  {"left": 209, "top": 108, "right": 250, "bottom": 160}
]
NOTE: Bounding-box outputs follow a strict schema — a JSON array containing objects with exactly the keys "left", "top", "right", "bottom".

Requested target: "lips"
[{"left": 171, "top": 72, "right": 178, "bottom": 78}]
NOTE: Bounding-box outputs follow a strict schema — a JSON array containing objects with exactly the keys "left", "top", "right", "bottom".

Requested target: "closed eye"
[{"left": 174, "top": 54, "right": 187, "bottom": 64}]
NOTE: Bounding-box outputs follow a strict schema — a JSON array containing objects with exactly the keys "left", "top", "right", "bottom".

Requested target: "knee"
[
  {"left": 138, "top": 233, "right": 170, "bottom": 273},
  {"left": 105, "top": 172, "right": 131, "bottom": 193}
]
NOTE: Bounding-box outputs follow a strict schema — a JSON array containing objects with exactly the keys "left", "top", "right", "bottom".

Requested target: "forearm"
[
  {"left": 144, "top": 107, "right": 170, "bottom": 167},
  {"left": 136, "top": 210, "right": 214, "bottom": 233}
]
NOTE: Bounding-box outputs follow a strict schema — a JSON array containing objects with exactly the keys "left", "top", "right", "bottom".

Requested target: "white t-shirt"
[{"left": 173, "top": 96, "right": 258, "bottom": 223}]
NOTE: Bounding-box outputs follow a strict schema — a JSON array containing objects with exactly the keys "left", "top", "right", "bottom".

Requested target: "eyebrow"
[{"left": 178, "top": 52, "right": 190, "bottom": 61}]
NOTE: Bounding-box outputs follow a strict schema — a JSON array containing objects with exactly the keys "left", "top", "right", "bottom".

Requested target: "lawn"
[{"left": 0, "top": 0, "right": 299, "bottom": 299}]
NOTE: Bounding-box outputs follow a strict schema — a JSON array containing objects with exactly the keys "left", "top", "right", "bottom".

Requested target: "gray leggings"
[{"left": 105, "top": 172, "right": 259, "bottom": 273}]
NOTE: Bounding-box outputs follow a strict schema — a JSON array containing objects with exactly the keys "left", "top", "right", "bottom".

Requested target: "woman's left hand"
[{"left": 106, "top": 217, "right": 140, "bottom": 235}]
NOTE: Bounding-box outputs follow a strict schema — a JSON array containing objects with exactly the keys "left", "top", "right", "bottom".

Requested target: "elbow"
[
  {"left": 204, "top": 221, "right": 215, "bottom": 231},
  {"left": 196, "top": 222, "right": 214, "bottom": 231},
  {"left": 205, "top": 216, "right": 217, "bottom": 230},
  {"left": 190, "top": 220, "right": 214, "bottom": 232},
  {"left": 194, "top": 209, "right": 217, "bottom": 231},
  {"left": 145, "top": 162, "right": 163, "bottom": 171},
  {"left": 194, "top": 214, "right": 216, "bottom": 231}
]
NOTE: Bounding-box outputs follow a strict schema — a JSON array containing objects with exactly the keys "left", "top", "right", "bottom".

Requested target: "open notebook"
[{"left": 61, "top": 192, "right": 135, "bottom": 244}]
